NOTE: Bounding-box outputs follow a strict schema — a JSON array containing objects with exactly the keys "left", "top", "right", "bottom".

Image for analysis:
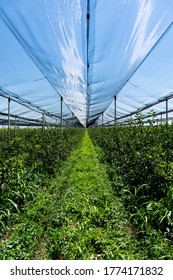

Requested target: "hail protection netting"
[{"left": 0, "top": 0, "right": 173, "bottom": 127}]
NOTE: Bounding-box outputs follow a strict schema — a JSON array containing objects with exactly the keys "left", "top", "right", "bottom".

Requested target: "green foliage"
[
  {"left": 1, "top": 122, "right": 173, "bottom": 260},
  {"left": 89, "top": 118, "right": 173, "bottom": 258},
  {"left": 0, "top": 127, "right": 84, "bottom": 239},
  {"left": 0, "top": 131, "right": 142, "bottom": 260},
  {"left": 49, "top": 131, "right": 140, "bottom": 260}
]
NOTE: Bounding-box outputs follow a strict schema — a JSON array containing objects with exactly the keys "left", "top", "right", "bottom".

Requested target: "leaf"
[{"left": 6, "top": 199, "right": 20, "bottom": 214}]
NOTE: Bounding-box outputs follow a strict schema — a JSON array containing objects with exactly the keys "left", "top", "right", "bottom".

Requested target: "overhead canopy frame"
[{"left": 0, "top": 0, "right": 173, "bottom": 127}]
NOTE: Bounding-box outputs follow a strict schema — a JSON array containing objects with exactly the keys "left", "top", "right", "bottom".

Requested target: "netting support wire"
[
  {"left": 114, "top": 96, "right": 117, "bottom": 129},
  {"left": 61, "top": 96, "right": 63, "bottom": 129},
  {"left": 8, "top": 97, "right": 11, "bottom": 140}
]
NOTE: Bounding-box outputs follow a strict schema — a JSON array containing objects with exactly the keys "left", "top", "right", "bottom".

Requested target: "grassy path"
[
  {"left": 0, "top": 131, "right": 142, "bottom": 259},
  {"left": 49, "top": 131, "right": 140, "bottom": 259}
]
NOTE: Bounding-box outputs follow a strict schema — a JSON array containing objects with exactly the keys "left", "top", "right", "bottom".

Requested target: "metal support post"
[
  {"left": 86, "top": 0, "right": 90, "bottom": 128},
  {"left": 114, "top": 96, "right": 117, "bottom": 129},
  {"left": 42, "top": 113, "right": 45, "bottom": 129},
  {"left": 166, "top": 98, "right": 168, "bottom": 123},
  {"left": 102, "top": 112, "right": 103, "bottom": 127},
  {"left": 61, "top": 96, "right": 63, "bottom": 129},
  {"left": 8, "top": 97, "right": 11, "bottom": 140},
  {"left": 14, "top": 117, "right": 17, "bottom": 136},
  {"left": 166, "top": 98, "right": 169, "bottom": 170}
]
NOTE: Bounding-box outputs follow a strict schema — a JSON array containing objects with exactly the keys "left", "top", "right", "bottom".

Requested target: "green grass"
[
  {"left": 89, "top": 125, "right": 173, "bottom": 259},
  {"left": 49, "top": 130, "right": 140, "bottom": 259},
  {"left": 0, "top": 130, "right": 137, "bottom": 259},
  {"left": 1, "top": 129, "right": 172, "bottom": 259}
]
